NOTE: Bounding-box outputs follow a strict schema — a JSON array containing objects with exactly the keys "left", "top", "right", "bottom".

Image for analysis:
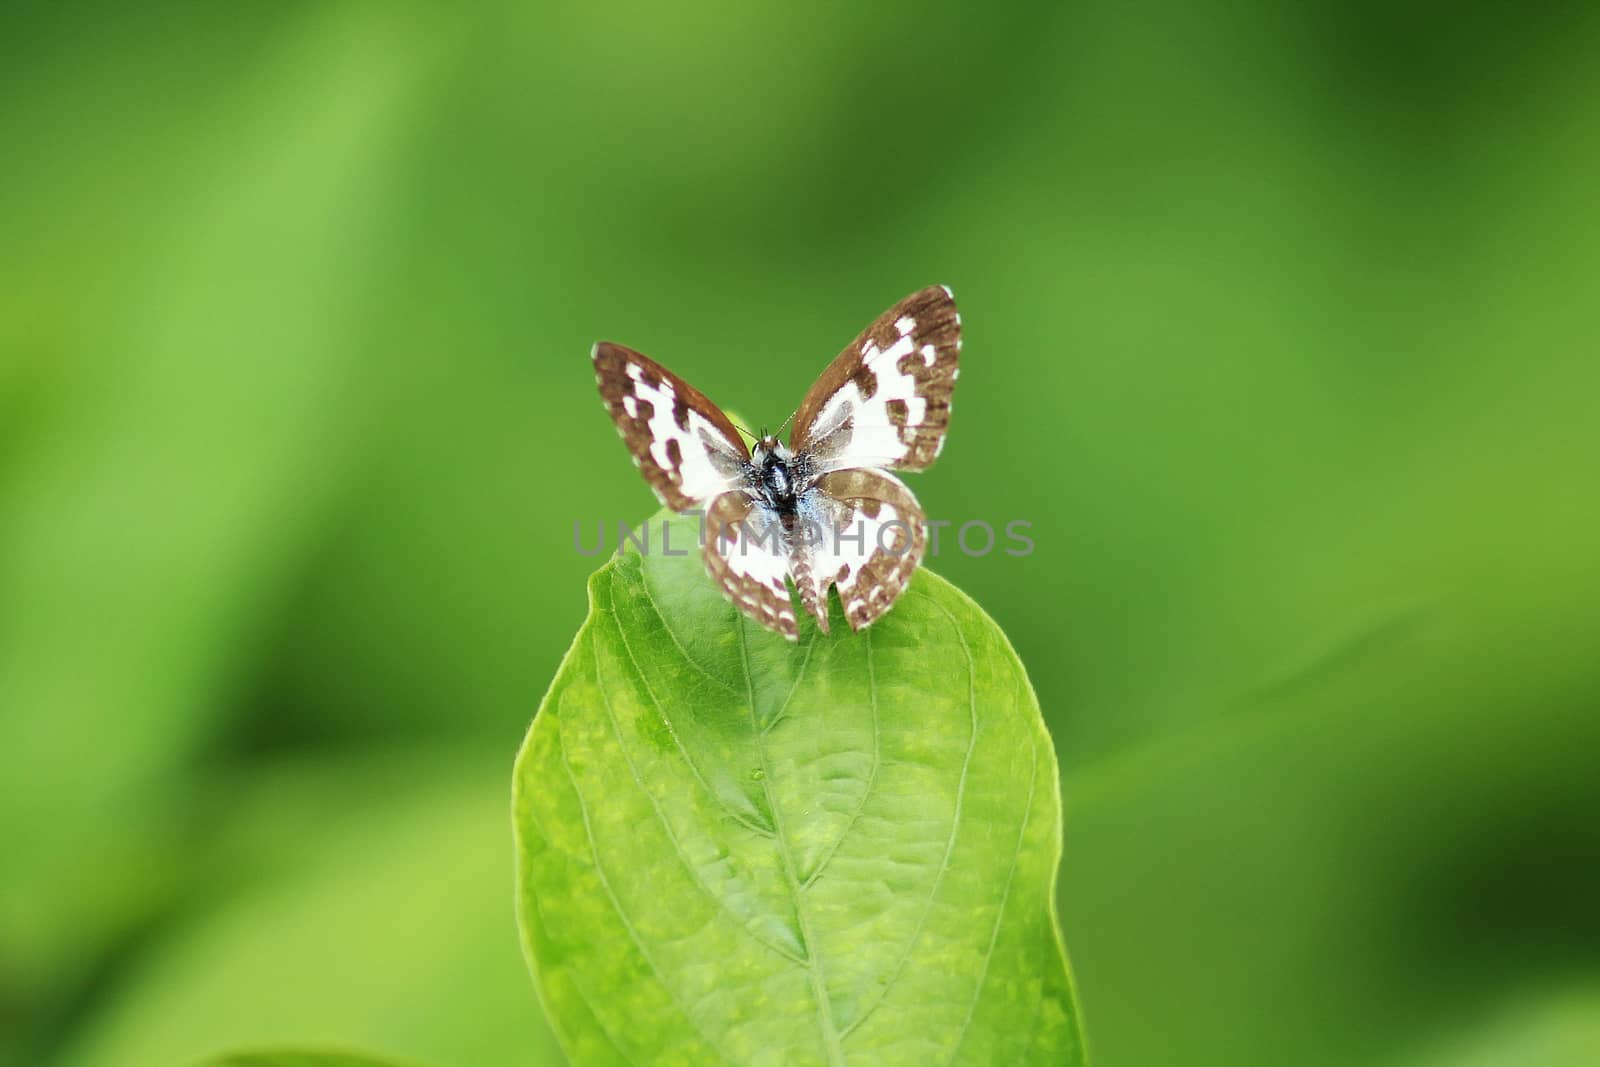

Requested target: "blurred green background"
[{"left": 4, "top": 2, "right": 1599, "bottom": 1065}]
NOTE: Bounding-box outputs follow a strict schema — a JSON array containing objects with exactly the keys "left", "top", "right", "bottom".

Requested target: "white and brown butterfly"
[{"left": 593, "top": 285, "right": 960, "bottom": 640}]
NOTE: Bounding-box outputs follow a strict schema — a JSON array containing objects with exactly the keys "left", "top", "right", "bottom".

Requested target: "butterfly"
[{"left": 593, "top": 285, "right": 960, "bottom": 640}]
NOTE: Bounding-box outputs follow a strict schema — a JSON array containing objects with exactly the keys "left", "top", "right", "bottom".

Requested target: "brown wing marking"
[
  {"left": 795, "top": 469, "right": 926, "bottom": 633},
  {"left": 789, "top": 286, "right": 961, "bottom": 473},
  {"left": 594, "top": 342, "right": 750, "bottom": 510}
]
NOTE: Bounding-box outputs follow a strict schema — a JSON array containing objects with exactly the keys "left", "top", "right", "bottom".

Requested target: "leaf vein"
[
  {"left": 945, "top": 725, "right": 1040, "bottom": 1065},
  {"left": 519, "top": 798, "right": 641, "bottom": 1066},
  {"left": 592, "top": 639, "right": 807, "bottom": 965},
  {"left": 555, "top": 720, "right": 736, "bottom": 1065},
  {"left": 606, "top": 576, "right": 775, "bottom": 837},
  {"left": 761, "top": 629, "right": 818, "bottom": 735},
  {"left": 635, "top": 555, "right": 742, "bottom": 694},
  {"left": 801, "top": 626, "right": 880, "bottom": 890},
  {"left": 839, "top": 592, "right": 981, "bottom": 1040}
]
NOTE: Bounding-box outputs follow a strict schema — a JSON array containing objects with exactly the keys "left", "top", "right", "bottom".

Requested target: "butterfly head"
[{"left": 749, "top": 433, "right": 790, "bottom": 465}]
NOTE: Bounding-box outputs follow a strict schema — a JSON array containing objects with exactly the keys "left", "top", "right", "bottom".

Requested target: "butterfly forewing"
[
  {"left": 593, "top": 342, "right": 750, "bottom": 510},
  {"left": 789, "top": 285, "right": 961, "bottom": 474}
]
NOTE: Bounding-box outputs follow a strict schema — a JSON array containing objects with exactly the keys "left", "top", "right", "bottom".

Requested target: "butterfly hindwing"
[
  {"left": 791, "top": 469, "right": 927, "bottom": 634},
  {"left": 593, "top": 342, "right": 750, "bottom": 510},
  {"left": 789, "top": 285, "right": 961, "bottom": 474},
  {"left": 703, "top": 491, "right": 800, "bottom": 639}
]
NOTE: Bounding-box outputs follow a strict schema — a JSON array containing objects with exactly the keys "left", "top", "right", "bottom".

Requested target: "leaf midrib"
[{"left": 736, "top": 609, "right": 849, "bottom": 1067}]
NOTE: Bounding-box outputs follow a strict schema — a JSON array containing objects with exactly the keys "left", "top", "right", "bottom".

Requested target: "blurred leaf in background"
[
  {"left": 194, "top": 1051, "right": 420, "bottom": 1067},
  {"left": 2, "top": 2, "right": 1598, "bottom": 1066}
]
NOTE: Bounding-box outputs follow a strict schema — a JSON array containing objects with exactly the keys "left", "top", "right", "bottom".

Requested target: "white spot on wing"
[
  {"left": 895, "top": 315, "right": 916, "bottom": 335},
  {"left": 882, "top": 334, "right": 914, "bottom": 364},
  {"left": 809, "top": 332, "right": 925, "bottom": 472},
  {"left": 625, "top": 374, "right": 741, "bottom": 500}
]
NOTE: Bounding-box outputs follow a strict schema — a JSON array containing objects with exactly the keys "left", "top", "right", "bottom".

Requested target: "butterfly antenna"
[
  {"left": 774, "top": 406, "right": 799, "bottom": 441},
  {"left": 727, "top": 416, "right": 758, "bottom": 443}
]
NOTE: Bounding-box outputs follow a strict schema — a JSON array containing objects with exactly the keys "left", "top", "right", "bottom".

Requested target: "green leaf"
[{"left": 513, "top": 509, "right": 1084, "bottom": 1066}]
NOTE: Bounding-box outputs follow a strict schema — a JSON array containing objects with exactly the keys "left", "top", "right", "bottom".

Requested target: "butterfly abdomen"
[{"left": 789, "top": 542, "right": 829, "bottom": 634}]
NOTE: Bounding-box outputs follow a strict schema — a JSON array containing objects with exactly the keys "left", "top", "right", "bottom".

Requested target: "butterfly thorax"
[{"left": 746, "top": 439, "right": 813, "bottom": 516}]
